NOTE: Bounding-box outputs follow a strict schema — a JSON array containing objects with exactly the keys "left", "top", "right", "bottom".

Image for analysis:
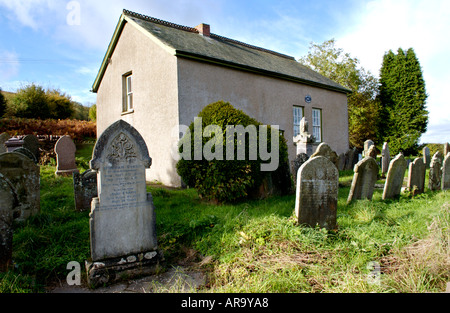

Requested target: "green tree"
[
  {"left": 300, "top": 39, "right": 382, "bottom": 150},
  {"left": 89, "top": 104, "right": 97, "bottom": 121},
  {"left": 0, "top": 88, "right": 6, "bottom": 117},
  {"left": 10, "top": 83, "right": 50, "bottom": 119},
  {"left": 378, "top": 48, "right": 428, "bottom": 155},
  {"left": 46, "top": 89, "right": 74, "bottom": 119}
]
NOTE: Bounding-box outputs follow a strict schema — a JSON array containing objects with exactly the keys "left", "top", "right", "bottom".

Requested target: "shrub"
[
  {"left": 0, "top": 88, "right": 6, "bottom": 117},
  {"left": 176, "top": 101, "right": 291, "bottom": 203}
]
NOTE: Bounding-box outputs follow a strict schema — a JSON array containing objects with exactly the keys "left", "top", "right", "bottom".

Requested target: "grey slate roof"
[{"left": 93, "top": 10, "right": 349, "bottom": 94}]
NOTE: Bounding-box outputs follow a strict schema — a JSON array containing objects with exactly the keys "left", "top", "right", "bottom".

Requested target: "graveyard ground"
[{"left": 0, "top": 144, "right": 449, "bottom": 293}]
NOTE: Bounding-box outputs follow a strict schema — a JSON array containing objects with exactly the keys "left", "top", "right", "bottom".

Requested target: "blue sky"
[{"left": 0, "top": 0, "right": 449, "bottom": 143}]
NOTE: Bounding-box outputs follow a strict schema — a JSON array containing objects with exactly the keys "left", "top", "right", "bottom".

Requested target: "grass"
[{"left": 1, "top": 147, "right": 449, "bottom": 293}]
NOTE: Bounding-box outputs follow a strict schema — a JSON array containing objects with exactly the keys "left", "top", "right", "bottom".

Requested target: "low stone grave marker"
[
  {"left": 55, "top": 135, "right": 79, "bottom": 176},
  {"left": 73, "top": 169, "right": 98, "bottom": 212},
  {"left": 86, "top": 119, "right": 162, "bottom": 288},
  {"left": 441, "top": 153, "right": 450, "bottom": 190},
  {"left": 381, "top": 142, "right": 390, "bottom": 176},
  {"left": 347, "top": 156, "right": 379, "bottom": 203},
  {"left": 407, "top": 158, "right": 426, "bottom": 195},
  {"left": 423, "top": 146, "right": 431, "bottom": 169},
  {"left": 382, "top": 153, "right": 407, "bottom": 200},
  {"left": 295, "top": 156, "right": 338, "bottom": 230},
  {"left": 23, "top": 134, "right": 40, "bottom": 162},
  {"left": 310, "top": 142, "right": 339, "bottom": 168},
  {"left": 429, "top": 152, "right": 443, "bottom": 191}
]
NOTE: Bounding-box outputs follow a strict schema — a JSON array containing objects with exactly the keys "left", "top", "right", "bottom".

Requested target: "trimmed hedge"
[{"left": 176, "top": 101, "right": 291, "bottom": 203}]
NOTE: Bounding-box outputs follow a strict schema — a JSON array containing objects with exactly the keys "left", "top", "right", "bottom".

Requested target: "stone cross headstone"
[
  {"left": 382, "top": 153, "right": 407, "bottom": 200},
  {"left": 0, "top": 152, "right": 40, "bottom": 221},
  {"left": 381, "top": 142, "right": 390, "bottom": 176},
  {"left": 293, "top": 117, "right": 318, "bottom": 157},
  {"left": 363, "top": 140, "right": 374, "bottom": 157},
  {"left": 86, "top": 120, "right": 161, "bottom": 287},
  {"left": 55, "top": 135, "right": 79, "bottom": 176},
  {"left": 73, "top": 169, "right": 98, "bottom": 212},
  {"left": 0, "top": 174, "right": 17, "bottom": 272},
  {"left": 0, "top": 133, "right": 10, "bottom": 154},
  {"left": 310, "top": 142, "right": 339, "bottom": 169},
  {"left": 423, "top": 146, "right": 431, "bottom": 169},
  {"left": 22, "top": 134, "right": 40, "bottom": 163},
  {"left": 347, "top": 156, "right": 379, "bottom": 203},
  {"left": 294, "top": 156, "right": 339, "bottom": 230},
  {"left": 407, "top": 158, "right": 426, "bottom": 196},
  {"left": 442, "top": 153, "right": 450, "bottom": 191},
  {"left": 429, "top": 152, "right": 443, "bottom": 191}
]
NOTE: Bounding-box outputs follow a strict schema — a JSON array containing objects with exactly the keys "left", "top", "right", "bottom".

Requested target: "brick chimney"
[{"left": 195, "top": 23, "right": 210, "bottom": 36}]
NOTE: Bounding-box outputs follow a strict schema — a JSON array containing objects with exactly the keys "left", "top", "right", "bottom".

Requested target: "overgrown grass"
[{"left": 1, "top": 147, "right": 449, "bottom": 293}]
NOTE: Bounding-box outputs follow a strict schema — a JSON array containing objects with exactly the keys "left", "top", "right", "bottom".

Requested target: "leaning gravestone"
[
  {"left": 444, "top": 143, "right": 450, "bottom": 157},
  {"left": 86, "top": 120, "right": 162, "bottom": 288},
  {"left": 295, "top": 156, "right": 338, "bottom": 230},
  {"left": 73, "top": 169, "right": 98, "bottom": 212},
  {"left": 381, "top": 142, "right": 390, "bottom": 177},
  {"left": 347, "top": 156, "right": 379, "bottom": 203},
  {"left": 0, "top": 133, "right": 9, "bottom": 154},
  {"left": 22, "top": 134, "right": 40, "bottom": 163},
  {"left": 407, "top": 158, "right": 426, "bottom": 196},
  {"left": 0, "top": 174, "right": 17, "bottom": 272},
  {"left": 382, "top": 153, "right": 407, "bottom": 200},
  {"left": 429, "top": 152, "right": 443, "bottom": 191},
  {"left": 423, "top": 146, "right": 431, "bottom": 169},
  {"left": 442, "top": 153, "right": 450, "bottom": 190},
  {"left": 55, "top": 135, "right": 79, "bottom": 176},
  {"left": 0, "top": 152, "right": 40, "bottom": 221},
  {"left": 310, "top": 142, "right": 339, "bottom": 169}
]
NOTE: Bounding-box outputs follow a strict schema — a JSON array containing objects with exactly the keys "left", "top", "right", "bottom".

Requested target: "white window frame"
[
  {"left": 122, "top": 73, "right": 133, "bottom": 113},
  {"left": 293, "top": 106, "right": 304, "bottom": 137},
  {"left": 312, "top": 108, "right": 322, "bottom": 143}
]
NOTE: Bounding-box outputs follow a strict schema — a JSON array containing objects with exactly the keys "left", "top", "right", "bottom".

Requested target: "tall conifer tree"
[{"left": 378, "top": 48, "right": 428, "bottom": 155}]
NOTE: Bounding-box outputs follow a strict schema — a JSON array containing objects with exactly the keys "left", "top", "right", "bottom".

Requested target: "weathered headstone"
[
  {"left": 310, "top": 142, "right": 339, "bottom": 169},
  {"left": 382, "top": 153, "right": 407, "bottom": 200},
  {"left": 0, "top": 174, "right": 17, "bottom": 272},
  {"left": 444, "top": 143, "right": 450, "bottom": 157},
  {"left": 86, "top": 120, "right": 162, "bottom": 287},
  {"left": 423, "top": 146, "right": 431, "bottom": 169},
  {"left": 0, "top": 152, "right": 40, "bottom": 221},
  {"left": 407, "top": 158, "right": 426, "bottom": 196},
  {"left": 367, "top": 145, "right": 377, "bottom": 159},
  {"left": 442, "top": 153, "right": 450, "bottom": 191},
  {"left": 363, "top": 140, "right": 374, "bottom": 157},
  {"left": 22, "top": 134, "right": 40, "bottom": 163},
  {"left": 429, "top": 152, "right": 443, "bottom": 191},
  {"left": 344, "top": 148, "right": 358, "bottom": 171},
  {"left": 0, "top": 133, "right": 9, "bottom": 154},
  {"left": 291, "top": 153, "right": 309, "bottom": 186},
  {"left": 55, "top": 135, "right": 79, "bottom": 176},
  {"left": 347, "top": 157, "right": 379, "bottom": 203},
  {"left": 381, "top": 142, "right": 390, "bottom": 176},
  {"left": 294, "top": 156, "right": 339, "bottom": 230},
  {"left": 73, "top": 169, "right": 98, "bottom": 212},
  {"left": 338, "top": 153, "right": 346, "bottom": 171},
  {"left": 14, "top": 147, "right": 38, "bottom": 164}
]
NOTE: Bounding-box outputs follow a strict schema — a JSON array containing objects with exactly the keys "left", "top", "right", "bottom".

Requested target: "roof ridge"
[{"left": 123, "top": 9, "right": 295, "bottom": 61}]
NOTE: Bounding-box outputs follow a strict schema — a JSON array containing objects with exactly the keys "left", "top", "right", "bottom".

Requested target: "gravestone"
[
  {"left": 407, "top": 158, "right": 426, "bottom": 196},
  {"left": 0, "top": 133, "right": 9, "bottom": 154},
  {"left": 5, "top": 138, "right": 23, "bottom": 152},
  {"left": 291, "top": 153, "right": 309, "bottom": 186},
  {"left": 429, "top": 152, "right": 443, "bottom": 191},
  {"left": 14, "top": 147, "right": 38, "bottom": 164},
  {"left": 363, "top": 140, "right": 374, "bottom": 157},
  {"left": 55, "top": 136, "right": 79, "bottom": 176},
  {"left": 0, "top": 152, "right": 40, "bottom": 221},
  {"left": 347, "top": 156, "right": 379, "bottom": 203},
  {"left": 294, "top": 156, "right": 339, "bottom": 230},
  {"left": 293, "top": 117, "right": 318, "bottom": 156},
  {"left": 310, "top": 142, "right": 339, "bottom": 169},
  {"left": 338, "top": 153, "right": 346, "bottom": 171},
  {"left": 86, "top": 120, "right": 162, "bottom": 288},
  {"left": 381, "top": 142, "right": 390, "bottom": 176},
  {"left": 444, "top": 143, "right": 450, "bottom": 157},
  {"left": 442, "top": 153, "right": 450, "bottom": 190},
  {"left": 0, "top": 174, "right": 17, "bottom": 272},
  {"left": 73, "top": 169, "right": 98, "bottom": 212},
  {"left": 344, "top": 148, "right": 358, "bottom": 171},
  {"left": 22, "top": 134, "right": 40, "bottom": 162},
  {"left": 367, "top": 145, "right": 377, "bottom": 158},
  {"left": 382, "top": 153, "right": 407, "bottom": 200},
  {"left": 423, "top": 146, "right": 431, "bottom": 169}
]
